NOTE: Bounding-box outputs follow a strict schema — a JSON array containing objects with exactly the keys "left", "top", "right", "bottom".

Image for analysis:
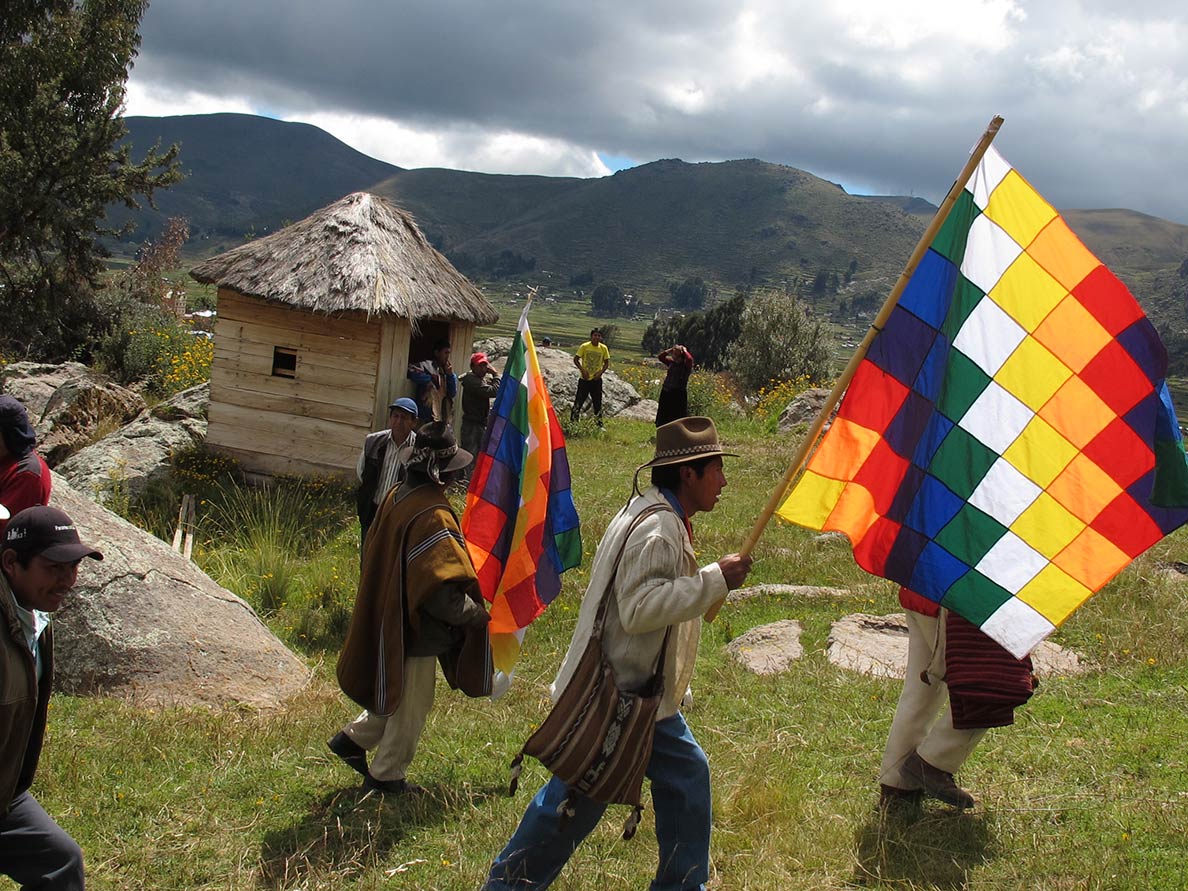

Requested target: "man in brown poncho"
[{"left": 330, "top": 422, "right": 491, "bottom": 795}]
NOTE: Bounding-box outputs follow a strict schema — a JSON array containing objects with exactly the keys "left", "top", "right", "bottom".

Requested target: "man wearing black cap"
[
  {"left": 331, "top": 422, "right": 491, "bottom": 795},
  {"left": 1, "top": 506, "right": 103, "bottom": 890},
  {"left": 0, "top": 396, "right": 51, "bottom": 539}
]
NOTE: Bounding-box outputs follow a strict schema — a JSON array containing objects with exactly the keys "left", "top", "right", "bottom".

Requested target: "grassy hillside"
[
  {"left": 369, "top": 167, "right": 583, "bottom": 248},
  {"left": 1063, "top": 209, "right": 1188, "bottom": 276},
  {"left": 378, "top": 159, "right": 926, "bottom": 299}
]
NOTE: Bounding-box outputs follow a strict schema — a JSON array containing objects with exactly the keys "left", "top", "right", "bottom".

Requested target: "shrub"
[
  {"left": 686, "top": 370, "right": 739, "bottom": 419},
  {"left": 95, "top": 311, "right": 212, "bottom": 397},
  {"left": 726, "top": 290, "right": 833, "bottom": 392}
]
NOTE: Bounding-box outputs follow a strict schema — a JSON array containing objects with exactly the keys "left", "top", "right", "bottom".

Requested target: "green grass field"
[
  {"left": 33, "top": 418, "right": 1188, "bottom": 890},
  {"left": 475, "top": 287, "right": 651, "bottom": 357}
]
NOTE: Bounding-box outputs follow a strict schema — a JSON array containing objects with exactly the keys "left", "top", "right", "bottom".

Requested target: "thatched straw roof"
[{"left": 189, "top": 192, "right": 498, "bottom": 324}]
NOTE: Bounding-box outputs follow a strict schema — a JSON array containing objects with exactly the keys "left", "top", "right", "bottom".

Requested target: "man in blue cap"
[{"left": 356, "top": 397, "right": 419, "bottom": 546}]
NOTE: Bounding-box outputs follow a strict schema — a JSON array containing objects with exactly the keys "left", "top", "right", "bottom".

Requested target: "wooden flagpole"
[{"left": 705, "top": 115, "right": 1004, "bottom": 623}]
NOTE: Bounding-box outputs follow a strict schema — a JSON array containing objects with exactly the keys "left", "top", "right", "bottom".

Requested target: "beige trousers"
[
  {"left": 880, "top": 609, "right": 986, "bottom": 788},
  {"left": 342, "top": 655, "right": 437, "bottom": 781}
]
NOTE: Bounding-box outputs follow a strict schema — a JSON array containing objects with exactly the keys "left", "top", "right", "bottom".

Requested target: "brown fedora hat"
[{"left": 636, "top": 416, "right": 738, "bottom": 472}]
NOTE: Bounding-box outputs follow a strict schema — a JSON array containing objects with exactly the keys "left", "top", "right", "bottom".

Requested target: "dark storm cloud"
[{"left": 131, "top": 0, "right": 1188, "bottom": 222}]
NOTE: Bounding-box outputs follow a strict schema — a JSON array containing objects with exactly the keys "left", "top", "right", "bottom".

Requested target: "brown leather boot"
[{"left": 902, "top": 751, "right": 975, "bottom": 809}]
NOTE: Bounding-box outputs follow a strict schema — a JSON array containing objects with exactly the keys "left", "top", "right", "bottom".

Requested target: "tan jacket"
[{"left": 551, "top": 486, "right": 728, "bottom": 720}]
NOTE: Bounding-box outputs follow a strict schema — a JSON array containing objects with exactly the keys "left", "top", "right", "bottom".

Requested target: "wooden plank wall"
[
  {"left": 448, "top": 321, "right": 476, "bottom": 430},
  {"left": 374, "top": 318, "right": 413, "bottom": 425},
  {"left": 207, "top": 290, "right": 380, "bottom": 477}
]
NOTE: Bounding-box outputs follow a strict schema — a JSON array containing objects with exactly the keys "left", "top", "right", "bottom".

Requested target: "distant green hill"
[
  {"left": 1062, "top": 209, "right": 1188, "bottom": 276},
  {"left": 109, "top": 113, "right": 401, "bottom": 257},
  {"left": 109, "top": 114, "right": 1188, "bottom": 324},
  {"left": 373, "top": 158, "right": 926, "bottom": 295}
]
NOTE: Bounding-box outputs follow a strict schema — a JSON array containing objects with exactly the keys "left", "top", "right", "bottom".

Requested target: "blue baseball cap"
[{"left": 388, "top": 397, "right": 418, "bottom": 417}]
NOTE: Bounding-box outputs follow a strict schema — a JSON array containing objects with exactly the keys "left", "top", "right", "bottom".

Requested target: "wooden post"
[
  {"left": 704, "top": 115, "right": 1005, "bottom": 623},
  {"left": 172, "top": 493, "right": 196, "bottom": 561}
]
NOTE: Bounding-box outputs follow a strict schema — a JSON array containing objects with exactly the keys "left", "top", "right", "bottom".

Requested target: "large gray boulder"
[
  {"left": 36, "top": 377, "right": 146, "bottom": 467},
  {"left": 473, "top": 338, "right": 643, "bottom": 417},
  {"left": 778, "top": 387, "right": 833, "bottom": 433},
  {"left": 50, "top": 472, "right": 310, "bottom": 709},
  {"left": 1, "top": 362, "right": 145, "bottom": 465},
  {"left": 56, "top": 383, "right": 208, "bottom": 504},
  {"left": 0, "top": 361, "right": 92, "bottom": 419},
  {"left": 614, "top": 398, "right": 660, "bottom": 422}
]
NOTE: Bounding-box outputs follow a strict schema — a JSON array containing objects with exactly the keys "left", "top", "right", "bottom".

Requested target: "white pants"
[
  {"left": 342, "top": 655, "right": 437, "bottom": 781},
  {"left": 880, "top": 610, "right": 986, "bottom": 788}
]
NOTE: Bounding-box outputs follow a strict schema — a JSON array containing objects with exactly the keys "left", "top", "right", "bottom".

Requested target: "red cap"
[{"left": 470, "top": 352, "right": 490, "bottom": 366}]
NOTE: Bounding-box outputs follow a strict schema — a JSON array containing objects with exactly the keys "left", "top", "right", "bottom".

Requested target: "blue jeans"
[{"left": 484, "top": 713, "right": 711, "bottom": 891}]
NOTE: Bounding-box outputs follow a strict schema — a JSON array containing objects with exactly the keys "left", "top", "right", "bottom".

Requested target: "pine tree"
[{"left": 0, "top": 0, "right": 181, "bottom": 359}]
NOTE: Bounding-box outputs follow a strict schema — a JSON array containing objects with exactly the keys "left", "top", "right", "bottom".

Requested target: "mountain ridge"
[{"left": 111, "top": 114, "right": 1188, "bottom": 319}]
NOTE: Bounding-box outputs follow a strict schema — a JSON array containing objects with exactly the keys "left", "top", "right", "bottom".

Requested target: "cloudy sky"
[{"left": 126, "top": 1, "right": 1188, "bottom": 223}]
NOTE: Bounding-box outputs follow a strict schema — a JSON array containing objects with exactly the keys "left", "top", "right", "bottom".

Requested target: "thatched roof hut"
[{"left": 190, "top": 192, "right": 498, "bottom": 478}]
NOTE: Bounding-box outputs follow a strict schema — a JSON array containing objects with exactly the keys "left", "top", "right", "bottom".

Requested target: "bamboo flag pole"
[{"left": 705, "top": 114, "right": 1004, "bottom": 623}]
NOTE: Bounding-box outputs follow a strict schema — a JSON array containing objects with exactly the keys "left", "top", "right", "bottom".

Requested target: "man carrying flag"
[
  {"left": 767, "top": 123, "right": 1188, "bottom": 809},
  {"left": 462, "top": 303, "right": 582, "bottom": 679},
  {"left": 482, "top": 417, "right": 753, "bottom": 891}
]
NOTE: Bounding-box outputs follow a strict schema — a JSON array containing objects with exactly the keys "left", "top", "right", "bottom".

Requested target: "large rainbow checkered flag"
[
  {"left": 461, "top": 303, "right": 582, "bottom": 683},
  {"left": 778, "top": 135, "right": 1188, "bottom": 658}
]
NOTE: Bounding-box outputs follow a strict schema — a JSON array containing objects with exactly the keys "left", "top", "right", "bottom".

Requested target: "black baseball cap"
[{"left": 3, "top": 506, "right": 103, "bottom": 562}]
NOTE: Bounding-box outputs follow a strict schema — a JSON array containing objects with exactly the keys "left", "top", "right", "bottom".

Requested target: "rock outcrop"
[
  {"left": 826, "top": 612, "right": 1089, "bottom": 680},
  {"left": 778, "top": 387, "right": 833, "bottom": 433},
  {"left": 49, "top": 472, "right": 310, "bottom": 709},
  {"left": 1, "top": 362, "right": 145, "bottom": 465},
  {"left": 0, "top": 361, "right": 92, "bottom": 419},
  {"left": 724, "top": 620, "right": 804, "bottom": 675},
  {"left": 56, "top": 384, "right": 208, "bottom": 503}
]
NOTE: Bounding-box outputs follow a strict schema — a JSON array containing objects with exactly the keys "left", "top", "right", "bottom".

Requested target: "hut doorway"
[{"left": 407, "top": 320, "right": 452, "bottom": 366}]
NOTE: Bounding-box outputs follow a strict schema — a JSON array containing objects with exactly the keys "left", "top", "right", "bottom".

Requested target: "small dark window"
[{"left": 272, "top": 347, "right": 297, "bottom": 378}]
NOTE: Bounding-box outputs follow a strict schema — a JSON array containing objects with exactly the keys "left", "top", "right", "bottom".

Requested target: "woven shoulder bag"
[{"left": 508, "top": 503, "right": 673, "bottom": 839}]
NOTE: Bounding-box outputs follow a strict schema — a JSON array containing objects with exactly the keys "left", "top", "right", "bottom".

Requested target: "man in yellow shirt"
[{"left": 570, "top": 329, "right": 610, "bottom": 427}]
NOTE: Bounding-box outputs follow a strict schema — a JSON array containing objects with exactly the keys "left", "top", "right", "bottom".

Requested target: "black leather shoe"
[
  {"left": 363, "top": 774, "right": 427, "bottom": 796},
  {"left": 327, "top": 732, "right": 368, "bottom": 777},
  {"left": 902, "top": 751, "right": 975, "bottom": 809}
]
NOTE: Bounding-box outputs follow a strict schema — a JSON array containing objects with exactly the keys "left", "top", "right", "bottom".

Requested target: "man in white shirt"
[{"left": 356, "top": 397, "right": 419, "bottom": 547}]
